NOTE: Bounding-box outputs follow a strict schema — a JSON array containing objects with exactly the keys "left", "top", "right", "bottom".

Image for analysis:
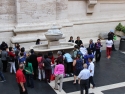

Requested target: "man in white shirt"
[
  {"left": 78, "top": 64, "right": 90, "bottom": 94},
  {"left": 88, "top": 58, "right": 95, "bottom": 88},
  {"left": 80, "top": 44, "right": 87, "bottom": 57}
]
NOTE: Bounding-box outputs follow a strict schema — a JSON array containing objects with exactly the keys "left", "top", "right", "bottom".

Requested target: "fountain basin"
[
  {"left": 30, "top": 42, "right": 75, "bottom": 52},
  {"left": 45, "top": 34, "right": 63, "bottom": 41}
]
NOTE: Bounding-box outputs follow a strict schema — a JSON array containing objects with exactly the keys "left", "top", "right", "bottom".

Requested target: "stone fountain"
[{"left": 30, "top": 24, "right": 75, "bottom": 56}]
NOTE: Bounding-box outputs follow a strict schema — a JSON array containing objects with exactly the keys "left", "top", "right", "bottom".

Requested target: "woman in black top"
[
  {"left": 68, "top": 36, "right": 74, "bottom": 43},
  {"left": 36, "top": 39, "right": 40, "bottom": 45},
  {"left": 43, "top": 55, "right": 52, "bottom": 83}
]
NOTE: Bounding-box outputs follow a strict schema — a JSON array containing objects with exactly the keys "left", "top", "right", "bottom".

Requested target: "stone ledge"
[{"left": 11, "top": 36, "right": 65, "bottom": 43}]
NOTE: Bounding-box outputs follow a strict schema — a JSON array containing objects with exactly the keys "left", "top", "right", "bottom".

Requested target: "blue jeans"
[
  {"left": 26, "top": 74, "right": 34, "bottom": 88},
  {"left": 0, "top": 71, "right": 5, "bottom": 80}
]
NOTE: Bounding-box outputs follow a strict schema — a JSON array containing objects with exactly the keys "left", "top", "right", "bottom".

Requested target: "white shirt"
[
  {"left": 80, "top": 47, "right": 87, "bottom": 57},
  {"left": 88, "top": 62, "right": 95, "bottom": 76},
  {"left": 78, "top": 69, "right": 90, "bottom": 80},
  {"left": 106, "top": 40, "right": 113, "bottom": 47}
]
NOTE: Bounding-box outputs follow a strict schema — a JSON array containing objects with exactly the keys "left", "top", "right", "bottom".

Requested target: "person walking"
[
  {"left": 78, "top": 64, "right": 90, "bottom": 94},
  {"left": 73, "top": 54, "right": 84, "bottom": 84},
  {"left": 88, "top": 58, "right": 95, "bottom": 88},
  {"left": 54, "top": 60, "right": 65, "bottom": 92},
  {"left": 43, "top": 55, "right": 52, "bottom": 83},
  {"left": 16, "top": 64, "right": 28, "bottom": 94},
  {"left": 8, "top": 47, "right": 16, "bottom": 74},
  {"left": 25, "top": 59, "right": 34, "bottom": 88},
  {"left": 108, "top": 30, "right": 116, "bottom": 51},
  {"left": 95, "top": 39, "right": 102, "bottom": 62},
  {"left": 1, "top": 47, "right": 8, "bottom": 72},
  {"left": 37, "top": 53, "right": 45, "bottom": 81},
  {"left": 106, "top": 37, "right": 113, "bottom": 59}
]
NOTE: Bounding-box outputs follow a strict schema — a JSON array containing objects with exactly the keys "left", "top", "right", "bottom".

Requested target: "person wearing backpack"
[
  {"left": 73, "top": 45, "right": 79, "bottom": 59},
  {"left": 18, "top": 52, "right": 26, "bottom": 64},
  {"left": 37, "top": 53, "right": 45, "bottom": 81},
  {"left": 8, "top": 47, "right": 16, "bottom": 74},
  {"left": 73, "top": 54, "right": 84, "bottom": 84},
  {"left": 1, "top": 47, "right": 8, "bottom": 72}
]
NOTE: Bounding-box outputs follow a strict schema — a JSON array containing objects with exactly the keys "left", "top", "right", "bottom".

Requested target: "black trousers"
[
  {"left": 45, "top": 69, "right": 51, "bottom": 83},
  {"left": 33, "top": 67, "right": 37, "bottom": 80},
  {"left": 15, "top": 58, "right": 19, "bottom": 71},
  {"left": 112, "top": 40, "right": 116, "bottom": 51},
  {"left": 2, "top": 60, "right": 8, "bottom": 72},
  {"left": 89, "top": 76, "right": 95, "bottom": 88},
  {"left": 26, "top": 74, "right": 34, "bottom": 88},
  {"left": 67, "top": 62, "right": 73, "bottom": 74},
  {"left": 95, "top": 49, "right": 101, "bottom": 62},
  {"left": 80, "top": 79, "right": 89, "bottom": 94},
  {"left": 18, "top": 83, "right": 28, "bottom": 94}
]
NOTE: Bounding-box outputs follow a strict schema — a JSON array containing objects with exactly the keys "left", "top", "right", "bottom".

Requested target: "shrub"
[
  {"left": 115, "top": 23, "right": 125, "bottom": 34},
  {"left": 115, "top": 23, "right": 123, "bottom": 31},
  {"left": 122, "top": 27, "right": 125, "bottom": 33}
]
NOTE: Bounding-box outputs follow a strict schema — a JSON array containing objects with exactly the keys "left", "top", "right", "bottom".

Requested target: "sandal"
[{"left": 54, "top": 88, "right": 58, "bottom": 90}]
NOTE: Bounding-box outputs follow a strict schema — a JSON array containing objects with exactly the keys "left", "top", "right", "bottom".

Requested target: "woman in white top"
[{"left": 106, "top": 37, "right": 113, "bottom": 59}]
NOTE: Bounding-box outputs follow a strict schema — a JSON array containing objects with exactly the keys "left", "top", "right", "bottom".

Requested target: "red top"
[
  {"left": 50, "top": 56, "right": 55, "bottom": 64},
  {"left": 8, "top": 51, "right": 15, "bottom": 57},
  {"left": 16, "top": 69, "right": 26, "bottom": 83},
  {"left": 37, "top": 56, "right": 43, "bottom": 69}
]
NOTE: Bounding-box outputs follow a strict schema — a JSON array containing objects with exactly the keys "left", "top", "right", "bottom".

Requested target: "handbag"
[
  {"left": 113, "top": 35, "right": 117, "bottom": 40},
  {"left": 7, "top": 56, "right": 15, "bottom": 62},
  {"left": 51, "top": 74, "right": 55, "bottom": 81}
]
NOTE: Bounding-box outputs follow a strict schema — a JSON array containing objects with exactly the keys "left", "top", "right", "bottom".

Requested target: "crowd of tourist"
[{"left": 0, "top": 30, "right": 116, "bottom": 94}]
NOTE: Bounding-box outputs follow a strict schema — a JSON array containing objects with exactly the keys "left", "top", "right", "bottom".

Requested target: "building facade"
[{"left": 0, "top": 0, "right": 125, "bottom": 49}]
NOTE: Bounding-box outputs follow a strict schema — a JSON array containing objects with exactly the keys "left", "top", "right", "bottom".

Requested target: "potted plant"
[{"left": 115, "top": 23, "right": 125, "bottom": 36}]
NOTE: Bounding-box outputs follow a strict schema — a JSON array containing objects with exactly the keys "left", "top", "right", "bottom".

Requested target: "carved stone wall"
[
  {"left": 16, "top": 0, "right": 57, "bottom": 24},
  {"left": 0, "top": 0, "right": 125, "bottom": 49},
  {"left": 0, "top": 0, "right": 16, "bottom": 25}
]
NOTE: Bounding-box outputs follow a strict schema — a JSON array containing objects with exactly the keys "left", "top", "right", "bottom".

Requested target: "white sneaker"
[
  {"left": 0, "top": 80, "right": 4, "bottom": 83},
  {"left": 71, "top": 73, "right": 74, "bottom": 76}
]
